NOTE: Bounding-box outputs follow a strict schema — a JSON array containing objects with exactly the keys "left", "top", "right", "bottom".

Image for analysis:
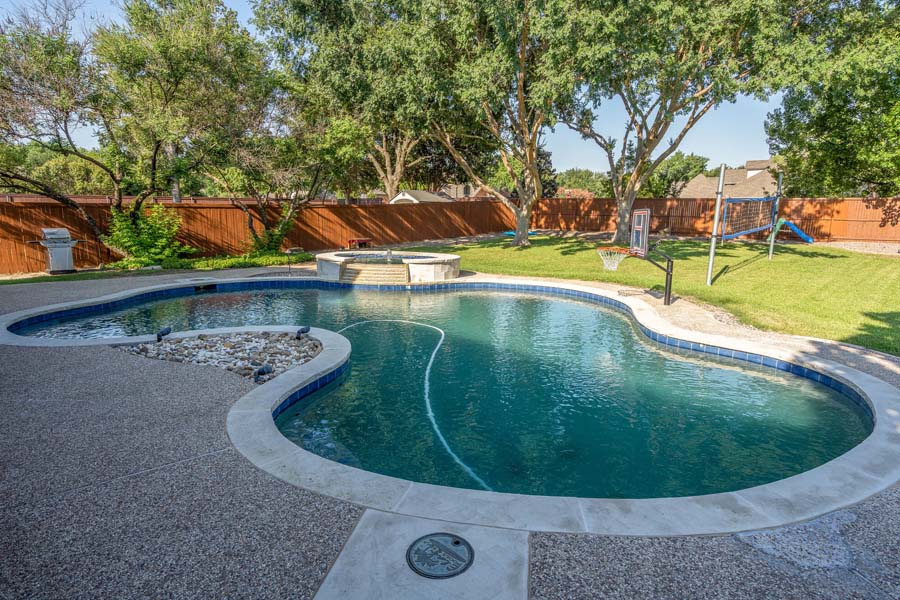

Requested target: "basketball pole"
[
  {"left": 768, "top": 172, "right": 783, "bottom": 260},
  {"left": 705, "top": 164, "right": 726, "bottom": 286}
]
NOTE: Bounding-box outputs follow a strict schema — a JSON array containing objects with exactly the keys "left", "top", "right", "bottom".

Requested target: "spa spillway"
[{"left": 316, "top": 250, "right": 461, "bottom": 284}]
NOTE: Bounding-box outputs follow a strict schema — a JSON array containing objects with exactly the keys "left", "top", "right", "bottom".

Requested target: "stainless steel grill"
[{"left": 32, "top": 228, "right": 80, "bottom": 273}]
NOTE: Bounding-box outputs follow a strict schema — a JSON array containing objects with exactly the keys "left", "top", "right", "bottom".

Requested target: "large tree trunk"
[
  {"left": 612, "top": 181, "right": 639, "bottom": 244},
  {"left": 614, "top": 197, "right": 631, "bottom": 244},
  {"left": 382, "top": 176, "right": 399, "bottom": 200},
  {"left": 513, "top": 208, "right": 532, "bottom": 246}
]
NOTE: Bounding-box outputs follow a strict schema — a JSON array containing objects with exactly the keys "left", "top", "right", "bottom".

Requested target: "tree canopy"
[
  {"left": 0, "top": 0, "right": 271, "bottom": 238},
  {"left": 424, "top": 0, "right": 577, "bottom": 245},
  {"left": 1, "top": 0, "right": 891, "bottom": 251},
  {"left": 256, "top": 0, "right": 440, "bottom": 199},
  {"left": 93, "top": 0, "right": 269, "bottom": 212},
  {"left": 640, "top": 152, "right": 709, "bottom": 198},
  {"left": 556, "top": 168, "right": 612, "bottom": 197},
  {"left": 766, "top": 2, "right": 900, "bottom": 197},
  {"left": 561, "top": 0, "right": 819, "bottom": 240}
]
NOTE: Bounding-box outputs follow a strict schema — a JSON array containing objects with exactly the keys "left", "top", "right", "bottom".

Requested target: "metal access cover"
[{"left": 406, "top": 532, "right": 474, "bottom": 579}]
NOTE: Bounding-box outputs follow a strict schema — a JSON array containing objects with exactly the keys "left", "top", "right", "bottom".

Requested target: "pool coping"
[
  {"left": 316, "top": 250, "right": 462, "bottom": 264},
  {"left": 1, "top": 275, "right": 898, "bottom": 536}
]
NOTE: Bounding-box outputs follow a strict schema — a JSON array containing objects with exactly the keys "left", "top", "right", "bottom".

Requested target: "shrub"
[
  {"left": 102, "top": 204, "right": 195, "bottom": 263},
  {"left": 153, "top": 250, "right": 313, "bottom": 271},
  {"left": 248, "top": 205, "right": 296, "bottom": 254},
  {"left": 107, "top": 256, "right": 159, "bottom": 270},
  {"left": 186, "top": 251, "right": 313, "bottom": 270}
]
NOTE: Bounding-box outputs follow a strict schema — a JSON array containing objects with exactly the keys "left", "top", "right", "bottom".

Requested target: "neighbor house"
[
  {"left": 388, "top": 190, "right": 455, "bottom": 204},
  {"left": 557, "top": 187, "right": 594, "bottom": 199},
  {"left": 678, "top": 159, "right": 778, "bottom": 198},
  {"left": 439, "top": 183, "right": 473, "bottom": 200}
]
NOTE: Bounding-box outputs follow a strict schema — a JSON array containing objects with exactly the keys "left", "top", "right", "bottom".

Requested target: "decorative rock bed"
[{"left": 121, "top": 332, "right": 323, "bottom": 383}]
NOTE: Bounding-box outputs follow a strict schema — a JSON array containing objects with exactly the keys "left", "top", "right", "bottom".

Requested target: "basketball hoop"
[{"left": 597, "top": 247, "right": 631, "bottom": 271}]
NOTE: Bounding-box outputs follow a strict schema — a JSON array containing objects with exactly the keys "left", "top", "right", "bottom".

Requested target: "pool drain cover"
[{"left": 406, "top": 532, "right": 474, "bottom": 579}]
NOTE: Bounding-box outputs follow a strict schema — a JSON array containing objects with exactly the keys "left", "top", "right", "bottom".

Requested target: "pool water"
[{"left": 19, "top": 288, "right": 872, "bottom": 498}]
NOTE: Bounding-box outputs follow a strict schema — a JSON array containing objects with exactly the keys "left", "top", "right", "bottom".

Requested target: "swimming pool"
[{"left": 13, "top": 284, "right": 872, "bottom": 499}]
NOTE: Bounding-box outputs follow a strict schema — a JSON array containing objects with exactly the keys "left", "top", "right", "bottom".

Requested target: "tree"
[
  {"left": 640, "top": 152, "right": 708, "bottom": 198},
  {"left": 31, "top": 153, "right": 117, "bottom": 195},
  {"left": 211, "top": 134, "right": 330, "bottom": 253},
  {"left": 93, "top": 0, "right": 268, "bottom": 220},
  {"left": 556, "top": 168, "right": 612, "bottom": 197},
  {"left": 0, "top": 0, "right": 268, "bottom": 242},
  {"left": 0, "top": 1, "right": 127, "bottom": 237},
  {"left": 0, "top": 141, "right": 125, "bottom": 196},
  {"left": 402, "top": 136, "right": 496, "bottom": 193},
  {"left": 562, "top": 1, "right": 816, "bottom": 242},
  {"left": 318, "top": 117, "right": 377, "bottom": 201},
  {"left": 256, "top": 0, "right": 434, "bottom": 200},
  {"left": 425, "top": 0, "right": 577, "bottom": 245},
  {"left": 766, "top": 3, "right": 900, "bottom": 197},
  {"left": 204, "top": 80, "right": 333, "bottom": 253},
  {"left": 486, "top": 145, "right": 558, "bottom": 199}
]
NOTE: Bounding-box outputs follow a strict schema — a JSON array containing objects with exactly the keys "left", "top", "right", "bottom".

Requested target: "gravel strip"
[
  {"left": 120, "top": 332, "right": 322, "bottom": 382},
  {"left": 819, "top": 241, "right": 900, "bottom": 256}
]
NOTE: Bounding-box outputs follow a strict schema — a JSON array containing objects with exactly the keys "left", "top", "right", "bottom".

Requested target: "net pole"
[
  {"left": 768, "top": 172, "right": 783, "bottom": 260},
  {"left": 706, "top": 164, "right": 726, "bottom": 286}
]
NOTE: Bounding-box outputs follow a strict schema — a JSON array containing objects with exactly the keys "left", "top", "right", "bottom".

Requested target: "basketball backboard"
[{"left": 630, "top": 209, "right": 650, "bottom": 257}]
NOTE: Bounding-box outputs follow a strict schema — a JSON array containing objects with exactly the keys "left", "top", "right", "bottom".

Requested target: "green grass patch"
[
  {"left": 1, "top": 251, "right": 314, "bottom": 286},
  {"left": 410, "top": 237, "right": 900, "bottom": 356},
  {"left": 0, "top": 270, "right": 150, "bottom": 286},
  {"left": 159, "top": 251, "right": 313, "bottom": 270}
]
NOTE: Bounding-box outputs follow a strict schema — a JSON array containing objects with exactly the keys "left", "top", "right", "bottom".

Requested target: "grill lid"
[{"left": 41, "top": 228, "right": 72, "bottom": 241}]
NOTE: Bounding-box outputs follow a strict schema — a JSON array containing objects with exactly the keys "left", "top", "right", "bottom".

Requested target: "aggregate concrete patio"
[{"left": 1, "top": 268, "right": 898, "bottom": 599}]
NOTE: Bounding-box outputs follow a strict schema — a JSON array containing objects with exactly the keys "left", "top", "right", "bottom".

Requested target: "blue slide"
[
  {"left": 783, "top": 220, "right": 814, "bottom": 244},
  {"left": 770, "top": 218, "right": 814, "bottom": 244}
]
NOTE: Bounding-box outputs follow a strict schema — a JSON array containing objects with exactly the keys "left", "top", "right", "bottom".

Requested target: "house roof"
[
  {"left": 678, "top": 160, "right": 778, "bottom": 199},
  {"left": 744, "top": 159, "right": 773, "bottom": 171},
  {"left": 558, "top": 188, "right": 594, "bottom": 199},
  {"left": 440, "top": 183, "right": 473, "bottom": 199},
  {"left": 471, "top": 186, "right": 510, "bottom": 199},
  {"left": 389, "top": 190, "right": 454, "bottom": 203}
]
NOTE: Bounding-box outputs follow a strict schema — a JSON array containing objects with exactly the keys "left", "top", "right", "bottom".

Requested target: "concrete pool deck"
[{"left": 1, "top": 267, "right": 898, "bottom": 599}]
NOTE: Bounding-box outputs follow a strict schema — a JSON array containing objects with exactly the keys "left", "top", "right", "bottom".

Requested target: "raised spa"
[
  {"left": 316, "top": 249, "right": 461, "bottom": 283},
  {"left": 13, "top": 284, "right": 872, "bottom": 499}
]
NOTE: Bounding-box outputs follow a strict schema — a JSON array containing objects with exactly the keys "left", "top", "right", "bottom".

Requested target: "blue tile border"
[
  {"left": 271, "top": 359, "right": 350, "bottom": 420},
  {"left": 6, "top": 277, "right": 873, "bottom": 423}
]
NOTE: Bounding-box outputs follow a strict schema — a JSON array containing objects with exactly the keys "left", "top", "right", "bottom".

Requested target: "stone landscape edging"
[{"left": 1, "top": 275, "right": 899, "bottom": 535}]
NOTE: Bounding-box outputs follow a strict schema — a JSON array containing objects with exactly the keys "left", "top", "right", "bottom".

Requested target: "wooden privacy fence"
[
  {"left": 0, "top": 196, "right": 515, "bottom": 274},
  {"left": 532, "top": 197, "right": 900, "bottom": 242},
  {"left": 1, "top": 194, "right": 898, "bottom": 274}
]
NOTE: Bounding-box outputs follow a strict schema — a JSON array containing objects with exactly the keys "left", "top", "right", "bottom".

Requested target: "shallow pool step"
[{"left": 340, "top": 263, "right": 409, "bottom": 285}]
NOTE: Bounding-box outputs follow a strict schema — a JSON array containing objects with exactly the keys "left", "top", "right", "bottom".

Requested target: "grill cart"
[{"left": 30, "top": 228, "right": 81, "bottom": 274}]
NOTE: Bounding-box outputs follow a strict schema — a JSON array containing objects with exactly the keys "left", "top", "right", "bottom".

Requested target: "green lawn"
[
  {"left": 0, "top": 270, "right": 157, "bottom": 286},
  {"left": 411, "top": 236, "right": 900, "bottom": 356},
  {"left": 0, "top": 253, "right": 314, "bottom": 286}
]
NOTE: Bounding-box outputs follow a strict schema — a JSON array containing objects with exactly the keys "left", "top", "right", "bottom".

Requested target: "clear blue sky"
[
  {"left": 4, "top": 0, "right": 777, "bottom": 171},
  {"left": 545, "top": 95, "right": 780, "bottom": 172}
]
